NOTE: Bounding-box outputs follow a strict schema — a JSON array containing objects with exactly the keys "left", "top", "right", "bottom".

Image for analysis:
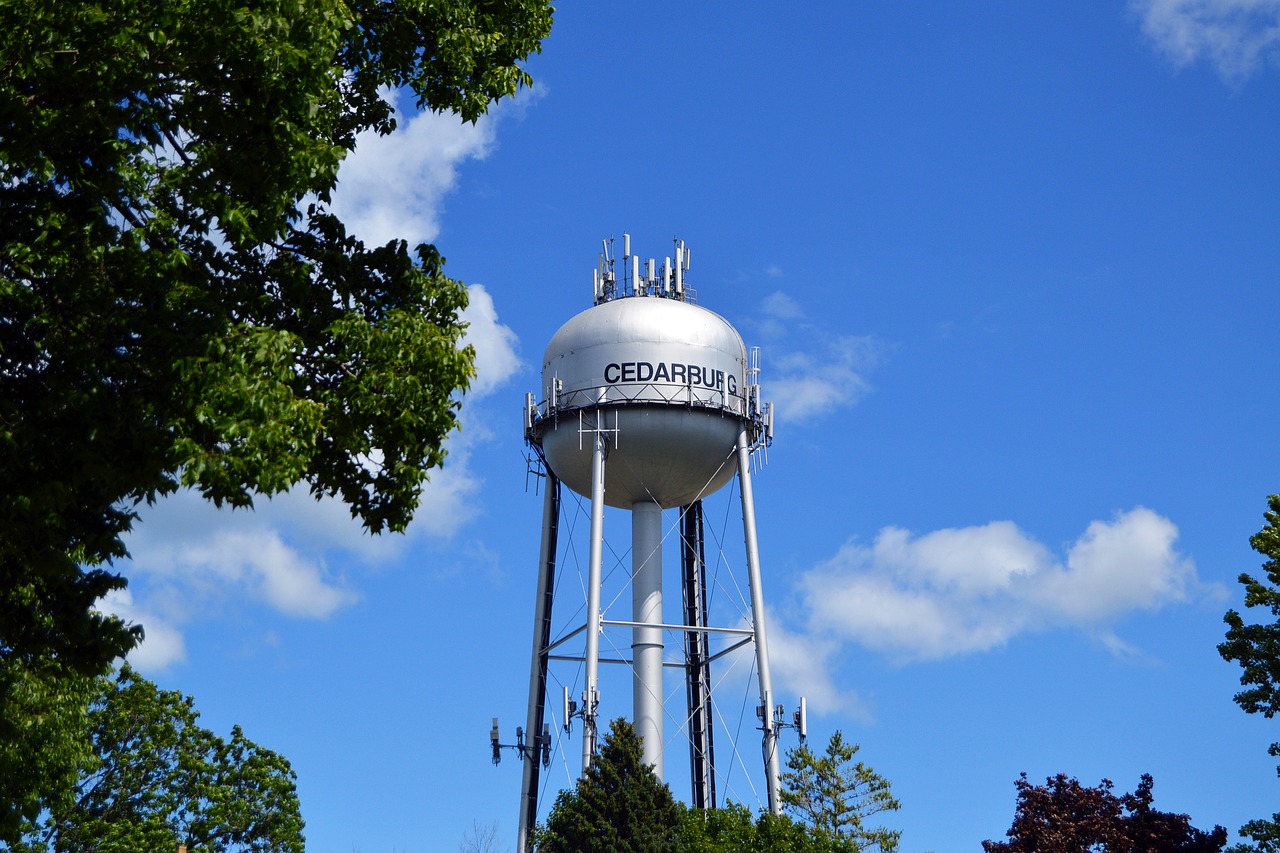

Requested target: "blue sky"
[{"left": 107, "top": 2, "right": 1279, "bottom": 850}]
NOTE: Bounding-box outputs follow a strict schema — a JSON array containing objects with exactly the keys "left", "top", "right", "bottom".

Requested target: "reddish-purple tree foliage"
[{"left": 983, "top": 772, "right": 1228, "bottom": 853}]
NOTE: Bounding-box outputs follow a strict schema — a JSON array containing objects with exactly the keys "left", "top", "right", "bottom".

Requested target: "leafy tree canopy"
[
  {"left": 677, "top": 802, "right": 862, "bottom": 853},
  {"left": 11, "top": 664, "right": 304, "bottom": 853},
  {"left": 0, "top": 0, "right": 550, "bottom": 836},
  {"left": 779, "top": 731, "right": 902, "bottom": 853},
  {"left": 0, "top": 661, "right": 95, "bottom": 839},
  {"left": 0, "top": 0, "right": 553, "bottom": 675},
  {"left": 537, "top": 718, "right": 681, "bottom": 853},
  {"left": 1219, "top": 493, "right": 1280, "bottom": 852},
  {"left": 982, "top": 772, "right": 1227, "bottom": 853}
]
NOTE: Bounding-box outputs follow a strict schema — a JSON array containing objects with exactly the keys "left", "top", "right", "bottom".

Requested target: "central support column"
[{"left": 631, "top": 500, "right": 664, "bottom": 779}]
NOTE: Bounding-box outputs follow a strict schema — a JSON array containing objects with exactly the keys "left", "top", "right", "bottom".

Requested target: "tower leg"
[
  {"left": 582, "top": 421, "right": 607, "bottom": 771},
  {"left": 682, "top": 501, "right": 715, "bottom": 811},
  {"left": 737, "top": 428, "right": 781, "bottom": 814},
  {"left": 632, "top": 500, "right": 664, "bottom": 779},
  {"left": 518, "top": 475, "right": 559, "bottom": 853}
]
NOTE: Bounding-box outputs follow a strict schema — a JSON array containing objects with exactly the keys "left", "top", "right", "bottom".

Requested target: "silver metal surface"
[
  {"left": 541, "top": 407, "right": 739, "bottom": 509},
  {"left": 632, "top": 501, "right": 664, "bottom": 779},
  {"left": 540, "top": 296, "right": 747, "bottom": 417},
  {"left": 581, "top": 426, "right": 606, "bottom": 772},
  {"left": 737, "top": 426, "right": 782, "bottom": 814},
  {"left": 533, "top": 296, "right": 749, "bottom": 508}
]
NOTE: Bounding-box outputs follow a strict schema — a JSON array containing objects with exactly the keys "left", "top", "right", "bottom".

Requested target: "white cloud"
[
  {"left": 121, "top": 496, "right": 359, "bottom": 617},
  {"left": 869, "top": 521, "right": 1054, "bottom": 595},
  {"left": 328, "top": 95, "right": 495, "bottom": 248},
  {"left": 105, "top": 419, "right": 499, "bottom": 671},
  {"left": 99, "top": 589, "right": 187, "bottom": 670},
  {"left": 1035, "top": 508, "right": 1197, "bottom": 622},
  {"left": 760, "top": 291, "right": 803, "bottom": 320},
  {"left": 460, "top": 283, "right": 523, "bottom": 399},
  {"left": 1133, "top": 0, "right": 1280, "bottom": 81},
  {"left": 805, "top": 570, "right": 1019, "bottom": 659},
  {"left": 750, "top": 291, "right": 887, "bottom": 424},
  {"left": 408, "top": 432, "right": 486, "bottom": 537},
  {"left": 800, "top": 507, "right": 1211, "bottom": 661},
  {"left": 768, "top": 335, "right": 882, "bottom": 422},
  {"left": 765, "top": 613, "right": 870, "bottom": 721},
  {"left": 165, "top": 530, "right": 356, "bottom": 618}
]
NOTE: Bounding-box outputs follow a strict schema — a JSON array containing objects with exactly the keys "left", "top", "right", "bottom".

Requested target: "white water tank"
[{"left": 533, "top": 295, "right": 749, "bottom": 509}]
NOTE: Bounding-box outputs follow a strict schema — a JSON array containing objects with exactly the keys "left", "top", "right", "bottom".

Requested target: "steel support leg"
[
  {"left": 737, "top": 428, "right": 781, "bottom": 814},
  {"left": 682, "top": 500, "right": 715, "bottom": 811},
  {"left": 582, "top": 422, "right": 607, "bottom": 771},
  {"left": 517, "top": 475, "right": 559, "bottom": 852}
]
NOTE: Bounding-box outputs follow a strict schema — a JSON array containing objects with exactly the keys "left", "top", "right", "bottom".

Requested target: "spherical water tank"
[{"left": 534, "top": 296, "right": 748, "bottom": 509}]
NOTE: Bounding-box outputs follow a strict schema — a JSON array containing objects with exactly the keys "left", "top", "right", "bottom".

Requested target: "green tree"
[
  {"left": 1220, "top": 494, "right": 1280, "bottom": 852},
  {"left": 13, "top": 664, "right": 304, "bottom": 853},
  {"left": 537, "top": 718, "right": 681, "bottom": 853},
  {"left": 677, "top": 802, "right": 860, "bottom": 852},
  {"left": 982, "top": 772, "right": 1227, "bottom": 853},
  {"left": 0, "top": 0, "right": 550, "bottom": 836},
  {"left": 0, "top": 662, "right": 96, "bottom": 839},
  {"left": 0, "top": 0, "right": 552, "bottom": 672},
  {"left": 779, "top": 731, "right": 902, "bottom": 853}
]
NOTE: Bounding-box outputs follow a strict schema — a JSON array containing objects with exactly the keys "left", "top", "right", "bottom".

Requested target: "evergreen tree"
[
  {"left": 780, "top": 731, "right": 902, "bottom": 852},
  {"left": 537, "top": 719, "right": 680, "bottom": 853}
]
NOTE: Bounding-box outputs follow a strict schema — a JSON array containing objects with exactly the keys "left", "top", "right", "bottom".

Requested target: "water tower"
[{"left": 507, "top": 235, "right": 799, "bottom": 850}]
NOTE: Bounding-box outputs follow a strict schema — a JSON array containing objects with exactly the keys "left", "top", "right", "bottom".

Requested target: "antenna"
[
  {"left": 622, "top": 233, "right": 632, "bottom": 293},
  {"left": 769, "top": 696, "right": 808, "bottom": 744},
  {"left": 758, "top": 689, "right": 773, "bottom": 730},
  {"left": 489, "top": 717, "right": 547, "bottom": 766},
  {"left": 673, "top": 238, "right": 688, "bottom": 297},
  {"left": 584, "top": 236, "right": 697, "bottom": 304}
]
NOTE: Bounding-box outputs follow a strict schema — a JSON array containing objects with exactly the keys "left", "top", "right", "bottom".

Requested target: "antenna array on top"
[{"left": 592, "top": 234, "right": 694, "bottom": 305}]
